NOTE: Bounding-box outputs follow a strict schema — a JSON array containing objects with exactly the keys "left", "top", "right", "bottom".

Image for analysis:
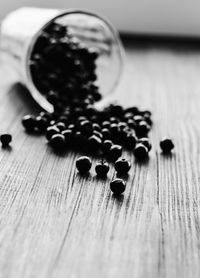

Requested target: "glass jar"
[{"left": 0, "top": 7, "right": 125, "bottom": 112}]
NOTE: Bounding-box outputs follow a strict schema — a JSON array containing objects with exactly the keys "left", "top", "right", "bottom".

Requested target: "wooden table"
[{"left": 0, "top": 38, "right": 200, "bottom": 278}]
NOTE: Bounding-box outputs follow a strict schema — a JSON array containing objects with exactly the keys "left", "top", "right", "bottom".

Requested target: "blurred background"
[{"left": 1, "top": 0, "right": 200, "bottom": 37}]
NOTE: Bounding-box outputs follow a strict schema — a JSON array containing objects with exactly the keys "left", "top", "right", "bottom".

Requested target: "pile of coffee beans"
[
  {"left": 22, "top": 104, "right": 153, "bottom": 159},
  {"left": 30, "top": 21, "right": 100, "bottom": 111},
  {"left": 20, "top": 20, "right": 174, "bottom": 196},
  {"left": 22, "top": 101, "right": 154, "bottom": 196}
]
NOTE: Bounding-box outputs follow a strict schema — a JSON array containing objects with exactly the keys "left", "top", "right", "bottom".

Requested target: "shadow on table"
[{"left": 122, "top": 34, "right": 200, "bottom": 53}]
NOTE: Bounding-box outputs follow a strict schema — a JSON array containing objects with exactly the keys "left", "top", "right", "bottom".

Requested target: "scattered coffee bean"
[
  {"left": 110, "top": 178, "right": 126, "bottom": 195},
  {"left": 109, "top": 104, "right": 123, "bottom": 117},
  {"left": 80, "top": 120, "right": 93, "bottom": 137},
  {"left": 22, "top": 115, "right": 36, "bottom": 132},
  {"left": 49, "top": 134, "right": 65, "bottom": 151},
  {"left": 76, "top": 156, "right": 92, "bottom": 174},
  {"left": 56, "top": 122, "right": 66, "bottom": 131},
  {"left": 62, "top": 129, "right": 73, "bottom": 145},
  {"left": 102, "top": 128, "right": 111, "bottom": 140},
  {"left": 133, "top": 115, "right": 143, "bottom": 124},
  {"left": 109, "top": 144, "right": 122, "bottom": 161},
  {"left": 136, "top": 121, "right": 150, "bottom": 137},
  {"left": 95, "top": 160, "right": 110, "bottom": 177},
  {"left": 87, "top": 135, "right": 102, "bottom": 152},
  {"left": 36, "top": 116, "right": 48, "bottom": 132},
  {"left": 125, "top": 106, "right": 139, "bottom": 115},
  {"left": 114, "top": 158, "right": 131, "bottom": 175},
  {"left": 160, "top": 138, "right": 174, "bottom": 154},
  {"left": 138, "top": 137, "right": 152, "bottom": 151},
  {"left": 102, "top": 121, "right": 110, "bottom": 129},
  {"left": 74, "top": 131, "right": 87, "bottom": 148},
  {"left": 93, "top": 130, "right": 103, "bottom": 140},
  {"left": 92, "top": 123, "right": 101, "bottom": 132},
  {"left": 45, "top": 126, "right": 60, "bottom": 140},
  {"left": 102, "top": 140, "right": 113, "bottom": 153},
  {"left": 134, "top": 143, "right": 148, "bottom": 160},
  {"left": 125, "top": 133, "right": 137, "bottom": 149},
  {"left": 0, "top": 134, "right": 12, "bottom": 147}
]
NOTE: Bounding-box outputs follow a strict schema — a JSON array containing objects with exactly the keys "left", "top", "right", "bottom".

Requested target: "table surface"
[{"left": 0, "top": 39, "right": 200, "bottom": 278}]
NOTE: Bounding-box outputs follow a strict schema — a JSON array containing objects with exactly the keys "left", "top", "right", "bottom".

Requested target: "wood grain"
[{"left": 0, "top": 39, "right": 200, "bottom": 278}]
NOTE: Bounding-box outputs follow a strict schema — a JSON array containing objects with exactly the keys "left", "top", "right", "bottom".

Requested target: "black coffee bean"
[
  {"left": 68, "top": 124, "right": 76, "bottom": 132},
  {"left": 61, "top": 129, "right": 73, "bottom": 145},
  {"left": 97, "top": 111, "right": 108, "bottom": 123},
  {"left": 39, "top": 111, "right": 52, "bottom": 122},
  {"left": 102, "top": 128, "right": 111, "bottom": 140},
  {"left": 124, "top": 106, "right": 139, "bottom": 115},
  {"left": 133, "top": 115, "right": 143, "bottom": 124},
  {"left": 87, "top": 135, "right": 102, "bottom": 152},
  {"left": 141, "top": 110, "right": 152, "bottom": 117},
  {"left": 134, "top": 143, "right": 148, "bottom": 160},
  {"left": 74, "top": 131, "right": 87, "bottom": 148},
  {"left": 92, "top": 123, "right": 101, "bottom": 132},
  {"left": 46, "top": 91, "right": 59, "bottom": 105},
  {"left": 93, "top": 91, "right": 102, "bottom": 101},
  {"left": 110, "top": 117, "right": 119, "bottom": 124},
  {"left": 90, "top": 115, "right": 99, "bottom": 123},
  {"left": 79, "top": 120, "right": 93, "bottom": 136},
  {"left": 22, "top": 115, "right": 36, "bottom": 132},
  {"left": 115, "top": 128, "right": 127, "bottom": 145},
  {"left": 138, "top": 137, "right": 152, "bottom": 151},
  {"left": 143, "top": 115, "right": 153, "bottom": 126},
  {"left": 127, "top": 119, "right": 136, "bottom": 129},
  {"left": 73, "top": 107, "right": 83, "bottom": 117},
  {"left": 45, "top": 126, "right": 60, "bottom": 141},
  {"left": 59, "top": 116, "right": 69, "bottom": 125},
  {"left": 109, "top": 105, "right": 123, "bottom": 117},
  {"left": 110, "top": 178, "right": 126, "bottom": 195},
  {"left": 77, "top": 116, "right": 87, "bottom": 122},
  {"left": 118, "top": 122, "right": 127, "bottom": 129},
  {"left": 102, "top": 121, "right": 110, "bottom": 129},
  {"left": 56, "top": 122, "right": 66, "bottom": 131},
  {"left": 136, "top": 121, "right": 150, "bottom": 137},
  {"left": 36, "top": 116, "right": 48, "bottom": 132},
  {"left": 102, "top": 140, "right": 113, "bottom": 153},
  {"left": 95, "top": 161, "right": 110, "bottom": 177},
  {"left": 124, "top": 112, "right": 134, "bottom": 120},
  {"left": 0, "top": 134, "right": 12, "bottom": 147},
  {"left": 76, "top": 156, "right": 92, "bottom": 174},
  {"left": 89, "top": 73, "right": 97, "bottom": 81},
  {"left": 125, "top": 133, "right": 137, "bottom": 149},
  {"left": 110, "top": 123, "right": 119, "bottom": 135},
  {"left": 114, "top": 158, "right": 131, "bottom": 175},
  {"left": 49, "top": 134, "right": 66, "bottom": 151},
  {"left": 160, "top": 138, "right": 174, "bottom": 154},
  {"left": 93, "top": 130, "right": 103, "bottom": 139},
  {"left": 45, "top": 126, "right": 60, "bottom": 140},
  {"left": 84, "top": 105, "right": 98, "bottom": 117},
  {"left": 88, "top": 49, "right": 99, "bottom": 60},
  {"left": 109, "top": 144, "right": 122, "bottom": 161}
]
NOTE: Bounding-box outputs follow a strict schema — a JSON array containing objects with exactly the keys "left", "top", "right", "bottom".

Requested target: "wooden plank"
[{"left": 0, "top": 40, "right": 200, "bottom": 278}]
